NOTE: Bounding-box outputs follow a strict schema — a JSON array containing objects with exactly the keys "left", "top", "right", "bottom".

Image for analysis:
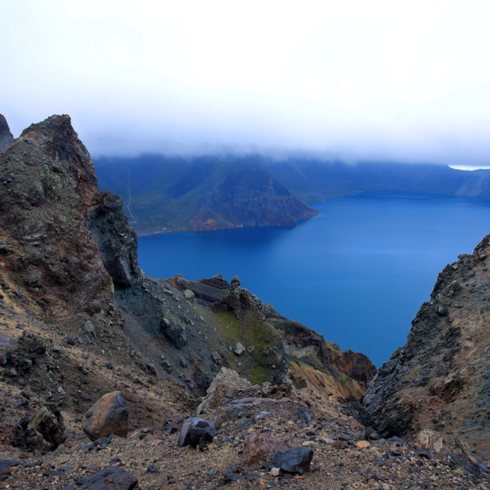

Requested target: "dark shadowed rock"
[
  {"left": 0, "top": 114, "right": 14, "bottom": 151},
  {"left": 29, "top": 403, "right": 66, "bottom": 449},
  {"left": 268, "top": 447, "right": 315, "bottom": 475},
  {"left": 82, "top": 392, "right": 129, "bottom": 441},
  {"left": 178, "top": 417, "right": 216, "bottom": 447},
  {"left": 160, "top": 317, "right": 187, "bottom": 348},
  {"left": 298, "top": 408, "right": 312, "bottom": 424},
  {"left": 62, "top": 466, "right": 138, "bottom": 490},
  {"left": 88, "top": 193, "right": 140, "bottom": 288}
]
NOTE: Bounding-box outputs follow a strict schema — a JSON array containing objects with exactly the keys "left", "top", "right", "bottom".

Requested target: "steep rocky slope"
[{"left": 364, "top": 236, "right": 490, "bottom": 455}]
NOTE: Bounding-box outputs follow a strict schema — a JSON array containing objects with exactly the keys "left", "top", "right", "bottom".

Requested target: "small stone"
[
  {"left": 233, "top": 342, "right": 245, "bottom": 356},
  {"left": 356, "top": 440, "right": 370, "bottom": 449}
]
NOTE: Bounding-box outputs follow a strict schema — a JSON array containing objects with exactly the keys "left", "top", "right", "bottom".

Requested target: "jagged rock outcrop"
[
  {"left": 0, "top": 115, "right": 113, "bottom": 320},
  {"left": 0, "top": 115, "right": 140, "bottom": 320},
  {"left": 364, "top": 235, "right": 490, "bottom": 454},
  {"left": 270, "top": 317, "right": 376, "bottom": 401},
  {"left": 166, "top": 274, "right": 229, "bottom": 304},
  {"left": 0, "top": 114, "right": 14, "bottom": 151}
]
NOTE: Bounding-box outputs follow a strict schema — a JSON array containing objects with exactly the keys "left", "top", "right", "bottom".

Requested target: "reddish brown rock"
[{"left": 82, "top": 391, "right": 129, "bottom": 441}]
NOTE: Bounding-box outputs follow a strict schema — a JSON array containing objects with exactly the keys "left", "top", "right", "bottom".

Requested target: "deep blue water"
[{"left": 138, "top": 192, "right": 490, "bottom": 367}]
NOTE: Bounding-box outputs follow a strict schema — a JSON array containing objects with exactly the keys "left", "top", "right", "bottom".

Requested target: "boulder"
[
  {"left": 62, "top": 466, "right": 137, "bottom": 490},
  {"left": 184, "top": 289, "right": 195, "bottom": 300},
  {"left": 197, "top": 367, "right": 251, "bottom": 415},
  {"left": 268, "top": 447, "right": 314, "bottom": 475},
  {"left": 160, "top": 317, "right": 187, "bottom": 349},
  {"left": 82, "top": 392, "right": 129, "bottom": 441},
  {"left": 178, "top": 417, "right": 216, "bottom": 448}
]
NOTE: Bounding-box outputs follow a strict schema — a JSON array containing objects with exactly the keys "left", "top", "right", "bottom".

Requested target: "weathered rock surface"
[
  {"left": 197, "top": 367, "right": 252, "bottom": 415},
  {"left": 82, "top": 392, "right": 129, "bottom": 441},
  {"left": 88, "top": 193, "right": 140, "bottom": 288},
  {"left": 28, "top": 403, "right": 66, "bottom": 449},
  {"left": 0, "top": 114, "right": 14, "bottom": 151},
  {"left": 364, "top": 235, "right": 490, "bottom": 455},
  {"left": 270, "top": 317, "right": 376, "bottom": 401},
  {"left": 415, "top": 429, "right": 480, "bottom": 475}
]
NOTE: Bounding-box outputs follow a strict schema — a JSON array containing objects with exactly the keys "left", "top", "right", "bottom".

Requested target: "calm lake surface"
[{"left": 138, "top": 192, "right": 490, "bottom": 367}]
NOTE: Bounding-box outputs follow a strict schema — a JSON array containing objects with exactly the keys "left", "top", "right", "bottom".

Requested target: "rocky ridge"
[{"left": 364, "top": 235, "right": 490, "bottom": 456}]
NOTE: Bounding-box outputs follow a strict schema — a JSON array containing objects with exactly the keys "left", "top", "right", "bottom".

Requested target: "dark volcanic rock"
[
  {"left": 268, "top": 447, "right": 314, "bottom": 475},
  {"left": 160, "top": 317, "right": 187, "bottom": 349},
  {"left": 166, "top": 274, "right": 229, "bottom": 304},
  {"left": 0, "top": 114, "right": 14, "bottom": 151},
  {"left": 178, "top": 417, "right": 216, "bottom": 447},
  {"left": 62, "top": 466, "right": 138, "bottom": 490},
  {"left": 88, "top": 193, "right": 140, "bottom": 288},
  {"left": 0, "top": 114, "right": 114, "bottom": 321}
]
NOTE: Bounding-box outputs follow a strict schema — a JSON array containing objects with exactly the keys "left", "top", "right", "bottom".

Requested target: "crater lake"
[{"left": 137, "top": 192, "right": 490, "bottom": 367}]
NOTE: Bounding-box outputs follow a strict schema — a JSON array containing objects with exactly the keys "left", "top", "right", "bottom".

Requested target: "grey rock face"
[
  {"left": 0, "top": 114, "right": 14, "bottom": 151},
  {"left": 268, "top": 447, "right": 314, "bottom": 475},
  {"left": 88, "top": 193, "right": 140, "bottom": 288}
]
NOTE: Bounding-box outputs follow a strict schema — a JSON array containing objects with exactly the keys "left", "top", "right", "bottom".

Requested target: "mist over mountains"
[{"left": 95, "top": 155, "right": 490, "bottom": 233}]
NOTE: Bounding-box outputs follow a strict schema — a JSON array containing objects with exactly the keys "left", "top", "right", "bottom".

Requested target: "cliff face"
[{"left": 364, "top": 235, "right": 490, "bottom": 454}]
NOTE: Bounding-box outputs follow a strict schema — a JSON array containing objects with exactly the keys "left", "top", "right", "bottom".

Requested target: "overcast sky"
[{"left": 2, "top": 0, "right": 490, "bottom": 165}]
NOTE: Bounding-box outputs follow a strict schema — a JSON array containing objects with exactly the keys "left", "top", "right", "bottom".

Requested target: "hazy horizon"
[{"left": 3, "top": 1, "right": 490, "bottom": 166}]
